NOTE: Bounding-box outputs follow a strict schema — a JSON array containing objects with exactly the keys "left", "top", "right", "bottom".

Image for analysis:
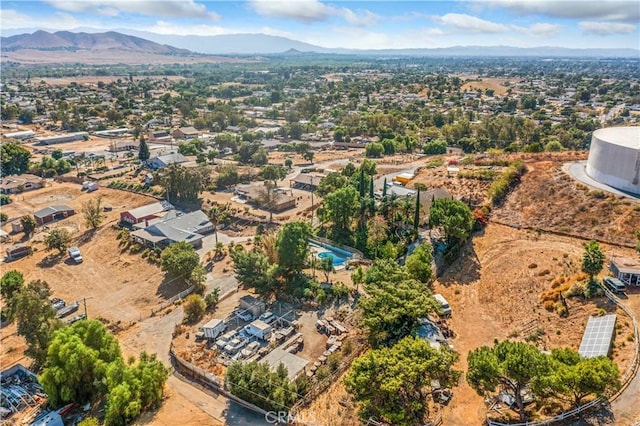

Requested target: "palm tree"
[{"left": 208, "top": 203, "right": 229, "bottom": 245}]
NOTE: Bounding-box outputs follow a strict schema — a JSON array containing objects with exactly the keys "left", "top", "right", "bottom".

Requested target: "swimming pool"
[{"left": 317, "top": 251, "right": 349, "bottom": 267}]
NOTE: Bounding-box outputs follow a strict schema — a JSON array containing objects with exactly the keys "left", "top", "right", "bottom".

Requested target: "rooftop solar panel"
[{"left": 578, "top": 314, "right": 616, "bottom": 358}]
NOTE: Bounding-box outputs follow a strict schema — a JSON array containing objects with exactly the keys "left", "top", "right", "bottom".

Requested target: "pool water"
[{"left": 317, "top": 251, "right": 348, "bottom": 266}]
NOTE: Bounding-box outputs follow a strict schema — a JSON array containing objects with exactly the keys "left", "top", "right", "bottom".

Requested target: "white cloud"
[
  {"left": 579, "top": 21, "right": 637, "bottom": 35},
  {"left": 144, "top": 21, "right": 227, "bottom": 36},
  {"left": 249, "top": 0, "right": 333, "bottom": 23},
  {"left": 529, "top": 23, "right": 563, "bottom": 36},
  {"left": 248, "top": 0, "right": 379, "bottom": 26},
  {"left": 0, "top": 9, "right": 82, "bottom": 29},
  {"left": 490, "top": 1, "right": 640, "bottom": 23},
  {"left": 434, "top": 13, "right": 509, "bottom": 33},
  {"left": 45, "top": 0, "right": 220, "bottom": 20}
]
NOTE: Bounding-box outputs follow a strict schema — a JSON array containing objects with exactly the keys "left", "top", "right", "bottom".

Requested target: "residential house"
[
  {"left": 290, "top": 174, "right": 324, "bottom": 191},
  {"left": 120, "top": 201, "right": 174, "bottom": 225},
  {"left": 235, "top": 185, "right": 297, "bottom": 212},
  {"left": 130, "top": 210, "right": 213, "bottom": 248},
  {"left": 147, "top": 153, "right": 189, "bottom": 170},
  {"left": 610, "top": 256, "right": 640, "bottom": 286},
  {"left": 0, "top": 174, "right": 44, "bottom": 194},
  {"left": 34, "top": 205, "right": 75, "bottom": 225},
  {"left": 172, "top": 126, "right": 200, "bottom": 140},
  {"left": 148, "top": 130, "right": 171, "bottom": 143}
]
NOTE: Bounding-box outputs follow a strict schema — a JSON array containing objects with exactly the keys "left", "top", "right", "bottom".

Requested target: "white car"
[{"left": 67, "top": 246, "right": 83, "bottom": 263}]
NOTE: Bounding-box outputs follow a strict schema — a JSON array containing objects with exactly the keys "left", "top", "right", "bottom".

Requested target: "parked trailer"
[
  {"left": 202, "top": 319, "right": 226, "bottom": 340},
  {"left": 55, "top": 301, "right": 79, "bottom": 318}
]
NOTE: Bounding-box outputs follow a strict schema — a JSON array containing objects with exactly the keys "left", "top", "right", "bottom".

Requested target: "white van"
[{"left": 434, "top": 294, "right": 451, "bottom": 317}]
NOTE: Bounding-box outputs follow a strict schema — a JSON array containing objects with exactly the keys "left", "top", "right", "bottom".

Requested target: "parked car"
[
  {"left": 51, "top": 298, "right": 65, "bottom": 311},
  {"left": 258, "top": 311, "right": 275, "bottom": 324},
  {"left": 67, "top": 246, "right": 83, "bottom": 264},
  {"left": 235, "top": 309, "right": 253, "bottom": 322},
  {"left": 224, "top": 337, "right": 248, "bottom": 355},
  {"left": 603, "top": 276, "right": 626, "bottom": 294}
]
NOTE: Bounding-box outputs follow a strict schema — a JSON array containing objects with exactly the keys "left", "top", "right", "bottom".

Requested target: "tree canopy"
[
  {"left": 230, "top": 246, "right": 276, "bottom": 294},
  {"left": 582, "top": 240, "right": 605, "bottom": 282},
  {"left": 1, "top": 143, "right": 31, "bottom": 176},
  {"left": 405, "top": 243, "right": 434, "bottom": 283},
  {"left": 344, "top": 336, "right": 459, "bottom": 425},
  {"left": 160, "top": 164, "right": 209, "bottom": 203},
  {"left": 276, "top": 221, "right": 311, "bottom": 277},
  {"left": 359, "top": 263, "right": 439, "bottom": 347},
  {"left": 319, "top": 186, "right": 360, "bottom": 244},
  {"left": 160, "top": 242, "right": 202, "bottom": 284},
  {"left": 44, "top": 228, "right": 72, "bottom": 254},
  {"left": 429, "top": 198, "right": 473, "bottom": 245},
  {"left": 467, "top": 340, "right": 551, "bottom": 422}
]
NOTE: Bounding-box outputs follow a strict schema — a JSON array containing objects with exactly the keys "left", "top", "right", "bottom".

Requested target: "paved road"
[{"left": 611, "top": 291, "right": 640, "bottom": 424}]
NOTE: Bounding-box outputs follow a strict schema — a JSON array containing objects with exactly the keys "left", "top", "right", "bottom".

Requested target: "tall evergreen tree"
[
  {"left": 138, "top": 135, "right": 150, "bottom": 163},
  {"left": 413, "top": 188, "right": 421, "bottom": 232},
  {"left": 382, "top": 177, "right": 387, "bottom": 197}
]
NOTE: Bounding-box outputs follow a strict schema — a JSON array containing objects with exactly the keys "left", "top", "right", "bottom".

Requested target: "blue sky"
[{"left": 1, "top": 1, "right": 639, "bottom": 49}]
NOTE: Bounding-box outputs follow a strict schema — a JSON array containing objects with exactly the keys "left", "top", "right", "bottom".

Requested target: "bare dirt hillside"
[{"left": 492, "top": 157, "right": 639, "bottom": 247}]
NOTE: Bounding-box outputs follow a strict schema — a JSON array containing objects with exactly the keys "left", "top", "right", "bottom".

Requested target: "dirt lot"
[{"left": 460, "top": 76, "right": 516, "bottom": 96}]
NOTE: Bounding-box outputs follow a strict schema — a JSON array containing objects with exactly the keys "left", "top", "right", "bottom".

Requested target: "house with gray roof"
[
  {"left": 147, "top": 153, "right": 188, "bottom": 170},
  {"left": 130, "top": 210, "right": 213, "bottom": 249},
  {"left": 34, "top": 205, "right": 75, "bottom": 225}
]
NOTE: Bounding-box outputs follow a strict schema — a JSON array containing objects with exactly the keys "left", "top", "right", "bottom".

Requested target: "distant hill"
[
  {"left": 1, "top": 30, "right": 191, "bottom": 54},
  {"left": 1, "top": 29, "right": 637, "bottom": 58}
]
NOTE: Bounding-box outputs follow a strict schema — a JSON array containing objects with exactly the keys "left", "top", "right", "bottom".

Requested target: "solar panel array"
[{"left": 578, "top": 314, "right": 617, "bottom": 358}]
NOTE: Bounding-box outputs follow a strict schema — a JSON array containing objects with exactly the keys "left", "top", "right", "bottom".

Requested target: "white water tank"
[{"left": 586, "top": 126, "right": 640, "bottom": 195}]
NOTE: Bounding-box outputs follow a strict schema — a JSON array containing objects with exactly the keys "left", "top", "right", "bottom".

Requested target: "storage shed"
[{"left": 33, "top": 205, "right": 75, "bottom": 225}]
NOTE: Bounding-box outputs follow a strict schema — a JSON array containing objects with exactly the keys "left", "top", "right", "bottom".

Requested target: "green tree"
[
  {"left": 82, "top": 196, "right": 105, "bottom": 229},
  {"left": 1, "top": 143, "right": 31, "bottom": 176},
  {"left": 543, "top": 348, "right": 620, "bottom": 407},
  {"left": 44, "top": 228, "right": 72, "bottom": 254},
  {"left": 183, "top": 294, "right": 206, "bottom": 323},
  {"left": 284, "top": 158, "right": 293, "bottom": 169},
  {"left": 230, "top": 246, "right": 276, "bottom": 293},
  {"left": 40, "top": 319, "right": 122, "bottom": 407},
  {"left": 160, "top": 242, "right": 201, "bottom": 284},
  {"left": 20, "top": 215, "right": 37, "bottom": 239},
  {"left": 422, "top": 139, "right": 447, "bottom": 155},
  {"left": 138, "top": 136, "right": 150, "bottom": 163},
  {"left": 261, "top": 165, "right": 287, "bottom": 186},
  {"left": 225, "top": 361, "right": 298, "bottom": 411},
  {"left": 0, "top": 270, "right": 25, "bottom": 301},
  {"left": 160, "top": 164, "right": 209, "bottom": 203},
  {"left": 319, "top": 186, "right": 360, "bottom": 244},
  {"left": 13, "top": 280, "right": 61, "bottom": 367},
  {"left": 467, "top": 340, "right": 551, "bottom": 422},
  {"left": 51, "top": 150, "right": 63, "bottom": 160},
  {"left": 319, "top": 256, "right": 334, "bottom": 283},
  {"left": 205, "top": 288, "right": 220, "bottom": 310},
  {"left": 104, "top": 352, "right": 168, "bottom": 426},
  {"left": 405, "top": 243, "right": 433, "bottom": 283},
  {"left": 365, "top": 142, "right": 384, "bottom": 158},
  {"left": 316, "top": 172, "right": 347, "bottom": 197},
  {"left": 582, "top": 240, "right": 605, "bottom": 283},
  {"left": 359, "top": 271, "right": 439, "bottom": 346},
  {"left": 257, "top": 180, "right": 280, "bottom": 223},
  {"left": 276, "top": 221, "right": 311, "bottom": 277},
  {"left": 344, "top": 337, "right": 459, "bottom": 425},
  {"left": 429, "top": 198, "right": 473, "bottom": 245},
  {"left": 216, "top": 164, "right": 239, "bottom": 189},
  {"left": 303, "top": 150, "right": 314, "bottom": 163}
]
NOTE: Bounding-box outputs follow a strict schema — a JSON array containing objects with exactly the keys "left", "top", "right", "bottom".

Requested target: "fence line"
[
  {"left": 487, "top": 288, "right": 639, "bottom": 426},
  {"left": 152, "top": 285, "right": 196, "bottom": 316},
  {"left": 168, "top": 344, "right": 269, "bottom": 417},
  {"left": 488, "top": 219, "right": 636, "bottom": 250}
]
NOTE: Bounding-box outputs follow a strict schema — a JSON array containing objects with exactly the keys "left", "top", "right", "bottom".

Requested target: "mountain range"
[
  {"left": 1, "top": 29, "right": 638, "bottom": 58},
  {"left": 1, "top": 30, "right": 190, "bottom": 54}
]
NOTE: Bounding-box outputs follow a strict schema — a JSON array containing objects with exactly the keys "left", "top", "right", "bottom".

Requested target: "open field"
[
  {"left": 1, "top": 50, "right": 255, "bottom": 65},
  {"left": 460, "top": 76, "right": 515, "bottom": 96}
]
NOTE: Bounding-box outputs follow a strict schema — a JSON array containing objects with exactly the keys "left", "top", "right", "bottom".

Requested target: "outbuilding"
[
  {"left": 202, "top": 319, "right": 226, "bottom": 340},
  {"left": 244, "top": 320, "right": 272, "bottom": 341},
  {"left": 34, "top": 205, "right": 75, "bottom": 225},
  {"left": 610, "top": 256, "right": 640, "bottom": 286}
]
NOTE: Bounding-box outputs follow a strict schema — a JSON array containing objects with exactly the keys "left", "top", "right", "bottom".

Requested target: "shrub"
[
  {"left": 183, "top": 294, "right": 206, "bottom": 323},
  {"left": 543, "top": 300, "right": 555, "bottom": 311},
  {"left": 422, "top": 139, "right": 447, "bottom": 155}
]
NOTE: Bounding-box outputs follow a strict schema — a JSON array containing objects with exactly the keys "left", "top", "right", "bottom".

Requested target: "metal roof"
[{"left": 578, "top": 314, "right": 616, "bottom": 358}]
